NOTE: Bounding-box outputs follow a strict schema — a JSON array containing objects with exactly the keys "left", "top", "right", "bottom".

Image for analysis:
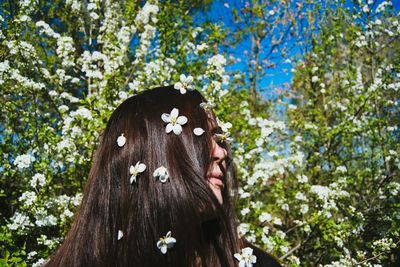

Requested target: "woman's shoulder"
[{"left": 246, "top": 242, "right": 283, "bottom": 267}]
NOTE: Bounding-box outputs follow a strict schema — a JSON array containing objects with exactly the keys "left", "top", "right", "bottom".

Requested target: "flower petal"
[
  {"left": 193, "top": 128, "right": 205, "bottom": 136},
  {"left": 171, "top": 108, "right": 179, "bottom": 118},
  {"left": 137, "top": 163, "right": 146, "bottom": 173},
  {"left": 159, "top": 175, "right": 169, "bottom": 183},
  {"left": 161, "top": 245, "right": 167, "bottom": 254},
  {"left": 130, "top": 175, "right": 136, "bottom": 184},
  {"left": 166, "top": 123, "right": 173, "bottom": 133},
  {"left": 117, "top": 230, "right": 123, "bottom": 240},
  {"left": 179, "top": 74, "right": 186, "bottom": 81},
  {"left": 166, "top": 237, "right": 176, "bottom": 244},
  {"left": 180, "top": 88, "right": 187, "bottom": 94},
  {"left": 176, "top": 116, "right": 187, "bottom": 125},
  {"left": 129, "top": 165, "right": 135, "bottom": 174},
  {"left": 154, "top": 166, "right": 169, "bottom": 182},
  {"left": 117, "top": 134, "right": 126, "bottom": 147},
  {"left": 174, "top": 82, "right": 182, "bottom": 90},
  {"left": 172, "top": 124, "right": 182, "bottom": 135},
  {"left": 161, "top": 113, "right": 170, "bottom": 123}
]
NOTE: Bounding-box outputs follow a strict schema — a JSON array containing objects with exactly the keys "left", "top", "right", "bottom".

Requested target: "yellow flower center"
[{"left": 171, "top": 117, "right": 177, "bottom": 125}]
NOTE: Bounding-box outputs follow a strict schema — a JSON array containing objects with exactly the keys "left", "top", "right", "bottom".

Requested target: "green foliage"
[{"left": 286, "top": 1, "right": 400, "bottom": 265}]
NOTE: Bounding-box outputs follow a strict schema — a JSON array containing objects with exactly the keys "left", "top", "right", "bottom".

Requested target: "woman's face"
[{"left": 207, "top": 120, "right": 228, "bottom": 205}]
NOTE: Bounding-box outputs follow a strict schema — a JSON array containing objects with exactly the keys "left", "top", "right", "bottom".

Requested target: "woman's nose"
[{"left": 211, "top": 140, "right": 227, "bottom": 162}]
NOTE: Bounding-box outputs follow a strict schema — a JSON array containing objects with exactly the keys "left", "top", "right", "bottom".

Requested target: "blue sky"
[{"left": 198, "top": 0, "right": 400, "bottom": 99}]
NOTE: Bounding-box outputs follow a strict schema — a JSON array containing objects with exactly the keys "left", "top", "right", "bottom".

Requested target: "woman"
[{"left": 46, "top": 85, "right": 281, "bottom": 266}]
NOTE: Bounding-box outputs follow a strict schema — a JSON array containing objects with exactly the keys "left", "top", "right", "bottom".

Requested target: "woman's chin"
[{"left": 208, "top": 182, "right": 223, "bottom": 204}]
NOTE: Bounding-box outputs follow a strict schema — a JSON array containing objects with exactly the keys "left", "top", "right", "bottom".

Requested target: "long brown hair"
[{"left": 46, "top": 86, "right": 242, "bottom": 266}]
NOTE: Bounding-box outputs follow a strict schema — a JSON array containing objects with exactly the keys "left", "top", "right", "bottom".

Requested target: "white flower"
[
  {"left": 259, "top": 212, "right": 272, "bottom": 223},
  {"left": 310, "top": 185, "right": 330, "bottom": 200},
  {"left": 193, "top": 128, "right": 205, "bottom": 136},
  {"left": 153, "top": 166, "right": 170, "bottom": 183},
  {"left": 157, "top": 231, "right": 176, "bottom": 254},
  {"left": 117, "top": 230, "right": 124, "bottom": 240},
  {"left": 129, "top": 161, "right": 146, "bottom": 183},
  {"left": 161, "top": 108, "right": 188, "bottom": 135},
  {"left": 117, "top": 134, "right": 126, "bottom": 147},
  {"left": 336, "top": 165, "right": 347, "bottom": 173},
  {"left": 295, "top": 192, "right": 307, "bottom": 201},
  {"left": 297, "top": 174, "right": 308, "bottom": 183},
  {"left": 8, "top": 211, "right": 32, "bottom": 230},
  {"left": 300, "top": 204, "right": 309, "bottom": 214},
  {"left": 237, "top": 223, "right": 250, "bottom": 236},
  {"left": 273, "top": 218, "right": 282, "bottom": 226},
  {"left": 207, "top": 54, "right": 227, "bottom": 68},
  {"left": 72, "top": 107, "right": 92, "bottom": 120},
  {"left": 32, "top": 258, "right": 46, "bottom": 267},
  {"left": 214, "top": 133, "right": 233, "bottom": 144},
  {"left": 30, "top": 173, "right": 46, "bottom": 188},
  {"left": 199, "top": 101, "right": 215, "bottom": 111},
  {"left": 174, "top": 74, "right": 194, "bottom": 94},
  {"left": 14, "top": 154, "right": 35, "bottom": 169},
  {"left": 217, "top": 119, "right": 232, "bottom": 133},
  {"left": 19, "top": 191, "right": 37, "bottom": 206},
  {"left": 234, "top": 247, "right": 257, "bottom": 267},
  {"left": 311, "top": 76, "right": 319, "bottom": 83},
  {"left": 195, "top": 43, "right": 208, "bottom": 53},
  {"left": 27, "top": 251, "right": 37, "bottom": 260},
  {"left": 241, "top": 207, "right": 250, "bottom": 216}
]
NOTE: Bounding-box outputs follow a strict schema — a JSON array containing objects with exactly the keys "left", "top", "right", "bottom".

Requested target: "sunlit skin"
[{"left": 207, "top": 120, "right": 228, "bottom": 205}]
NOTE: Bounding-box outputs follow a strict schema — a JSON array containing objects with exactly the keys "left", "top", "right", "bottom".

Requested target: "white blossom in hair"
[
  {"left": 217, "top": 118, "right": 232, "bottom": 133},
  {"left": 161, "top": 108, "right": 188, "bottom": 135},
  {"left": 157, "top": 231, "right": 176, "bottom": 254},
  {"left": 214, "top": 132, "right": 233, "bottom": 144},
  {"left": 193, "top": 128, "right": 205, "bottom": 136},
  {"left": 117, "top": 230, "right": 124, "bottom": 240},
  {"left": 199, "top": 101, "right": 215, "bottom": 111},
  {"left": 234, "top": 247, "right": 257, "bottom": 267},
  {"left": 153, "top": 166, "right": 170, "bottom": 183},
  {"left": 117, "top": 133, "right": 126, "bottom": 147},
  {"left": 129, "top": 161, "right": 146, "bottom": 183},
  {"left": 174, "top": 74, "right": 194, "bottom": 94}
]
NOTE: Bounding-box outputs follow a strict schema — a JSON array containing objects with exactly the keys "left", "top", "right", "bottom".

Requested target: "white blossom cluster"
[
  {"left": 310, "top": 184, "right": 350, "bottom": 217},
  {"left": 8, "top": 192, "right": 82, "bottom": 234},
  {"left": 65, "top": 0, "right": 81, "bottom": 13},
  {"left": 30, "top": 173, "right": 46, "bottom": 188},
  {"left": 97, "top": 2, "right": 137, "bottom": 81},
  {"left": 14, "top": 154, "right": 35, "bottom": 169},
  {"left": 36, "top": 21, "right": 60, "bottom": 39},
  {"left": 134, "top": 1, "right": 159, "bottom": 59},
  {"left": 80, "top": 50, "right": 107, "bottom": 80},
  {"left": 8, "top": 211, "right": 33, "bottom": 231},
  {"left": 87, "top": 0, "right": 101, "bottom": 21},
  {"left": 7, "top": 40, "right": 37, "bottom": 60},
  {"left": 56, "top": 37, "right": 76, "bottom": 68}
]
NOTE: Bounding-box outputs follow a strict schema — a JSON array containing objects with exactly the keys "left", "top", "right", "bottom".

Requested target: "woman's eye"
[{"left": 213, "top": 134, "right": 225, "bottom": 145}]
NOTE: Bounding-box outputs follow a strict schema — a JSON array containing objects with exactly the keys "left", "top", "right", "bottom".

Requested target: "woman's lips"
[{"left": 208, "top": 177, "right": 224, "bottom": 188}]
